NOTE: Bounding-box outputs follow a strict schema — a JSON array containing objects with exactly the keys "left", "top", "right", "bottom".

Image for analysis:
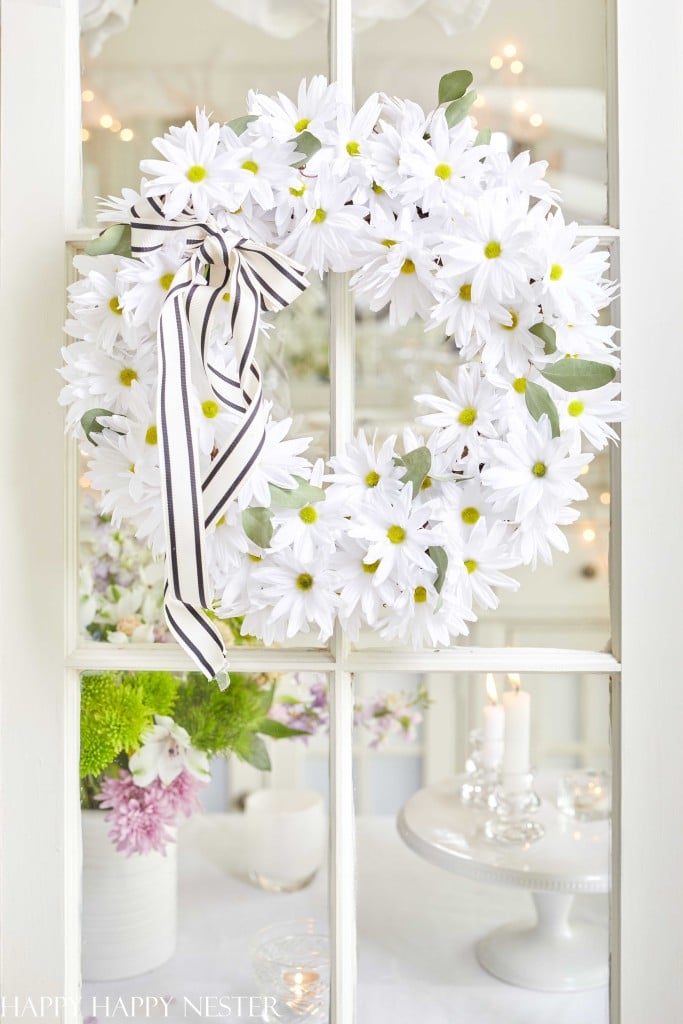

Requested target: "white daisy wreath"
[{"left": 61, "top": 71, "right": 622, "bottom": 683}]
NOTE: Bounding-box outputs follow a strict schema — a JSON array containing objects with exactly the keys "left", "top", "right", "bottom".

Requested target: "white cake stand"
[{"left": 397, "top": 775, "right": 609, "bottom": 992}]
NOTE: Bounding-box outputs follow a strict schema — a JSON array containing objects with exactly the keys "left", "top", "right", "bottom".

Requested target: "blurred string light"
[
  {"left": 599, "top": 492, "right": 611, "bottom": 505},
  {"left": 81, "top": 88, "right": 134, "bottom": 143},
  {"left": 487, "top": 44, "right": 545, "bottom": 133}
]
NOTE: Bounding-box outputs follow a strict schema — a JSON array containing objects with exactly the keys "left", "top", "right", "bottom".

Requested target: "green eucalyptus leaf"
[
  {"left": 438, "top": 69, "right": 474, "bottom": 104},
  {"left": 269, "top": 476, "right": 326, "bottom": 509},
  {"left": 474, "top": 127, "right": 492, "bottom": 146},
  {"left": 291, "top": 131, "right": 322, "bottom": 168},
  {"left": 85, "top": 223, "right": 132, "bottom": 259},
  {"left": 445, "top": 91, "right": 477, "bottom": 128},
  {"left": 257, "top": 718, "right": 309, "bottom": 740},
  {"left": 234, "top": 732, "right": 271, "bottom": 771},
  {"left": 241, "top": 507, "right": 274, "bottom": 548},
  {"left": 398, "top": 446, "right": 432, "bottom": 494},
  {"left": 81, "top": 408, "right": 115, "bottom": 444},
  {"left": 541, "top": 359, "right": 616, "bottom": 392},
  {"left": 525, "top": 381, "right": 561, "bottom": 438},
  {"left": 227, "top": 114, "right": 257, "bottom": 135},
  {"left": 428, "top": 546, "right": 449, "bottom": 594},
  {"left": 529, "top": 322, "right": 557, "bottom": 355}
]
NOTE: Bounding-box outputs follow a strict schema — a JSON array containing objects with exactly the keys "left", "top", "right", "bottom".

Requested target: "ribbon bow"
[{"left": 130, "top": 197, "right": 309, "bottom": 687}]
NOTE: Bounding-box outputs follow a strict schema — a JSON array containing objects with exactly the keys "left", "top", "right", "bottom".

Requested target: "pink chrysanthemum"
[
  {"left": 96, "top": 771, "right": 178, "bottom": 857},
  {"left": 159, "top": 769, "right": 206, "bottom": 819}
]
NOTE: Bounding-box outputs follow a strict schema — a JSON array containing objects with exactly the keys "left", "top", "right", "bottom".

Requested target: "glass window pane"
[
  {"left": 80, "top": 670, "right": 330, "bottom": 1018},
  {"left": 354, "top": 671, "right": 611, "bottom": 1023}
]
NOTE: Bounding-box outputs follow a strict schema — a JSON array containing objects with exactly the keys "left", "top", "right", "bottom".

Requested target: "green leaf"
[
  {"left": 234, "top": 732, "right": 271, "bottom": 771},
  {"left": 227, "top": 114, "right": 257, "bottom": 135},
  {"left": 474, "top": 127, "right": 492, "bottom": 146},
  {"left": 445, "top": 91, "right": 477, "bottom": 128},
  {"left": 257, "top": 718, "right": 309, "bottom": 740},
  {"left": 269, "top": 476, "right": 326, "bottom": 509},
  {"left": 525, "top": 381, "right": 561, "bottom": 438},
  {"left": 438, "top": 70, "right": 474, "bottom": 104},
  {"left": 81, "top": 408, "right": 115, "bottom": 443},
  {"left": 529, "top": 321, "right": 557, "bottom": 355},
  {"left": 241, "top": 507, "right": 273, "bottom": 548},
  {"left": 541, "top": 359, "right": 616, "bottom": 393},
  {"left": 85, "top": 223, "right": 132, "bottom": 259},
  {"left": 398, "top": 446, "right": 432, "bottom": 494},
  {"left": 291, "top": 131, "right": 322, "bottom": 168},
  {"left": 428, "top": 546, "right": 448, "bottom": 594}
]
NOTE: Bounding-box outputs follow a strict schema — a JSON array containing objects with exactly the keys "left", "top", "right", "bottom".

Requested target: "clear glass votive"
[
  {"left": 245, "top": 788, "right": 326, "bottom": 893},
  {"left": 557, "top": 769, "right": 611, "bottom": 821},
  {"left": 251, "top": 919, "right": 329, "bottom": 1022},
  {"left": 484, "top": 770, "right": 544, "bottom": 845}
]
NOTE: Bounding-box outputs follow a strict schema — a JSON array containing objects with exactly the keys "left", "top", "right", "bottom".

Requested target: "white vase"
[{"left": 81, "top": 810, "right": 177, "bottom": 981}]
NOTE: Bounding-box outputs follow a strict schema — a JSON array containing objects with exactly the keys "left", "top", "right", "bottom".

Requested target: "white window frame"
[{"left": 1, "top": 0, "right": 682, "bottom": 1020}]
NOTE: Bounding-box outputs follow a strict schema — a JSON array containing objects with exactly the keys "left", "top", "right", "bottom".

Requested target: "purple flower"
[
  {"left": 96, "top": 771, "right": 184, "bottom": 857},
  {"left": 160, "top": 770, "right": 206, "bottom": 818}
]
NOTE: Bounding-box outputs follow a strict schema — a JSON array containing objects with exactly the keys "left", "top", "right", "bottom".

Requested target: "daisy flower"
[
  {"left": 437, "top": 192, "right": 539, "bottom": 304},
  {"left": 244, "top": 550, "right": 339, "bottom": 643},
  {"left": 348, "top": 486, "right": 437, "bottom": 586},
  {"left": 416, "top": 364, "right": 499, "bottom": 456},
  {"left": 236, "top": 407, "right": 313, "bottom": 510},
  {"left": 478, "top": 303, "right": 547, "bottom": 376},
  {"left": 399, "top": 109, "right": 482, "bottom": 212},
  {"left": 60, "top": 344, "right": 157, "bottom": 423},
  {"left": 141, "top": 110, "right": 247, "bottom": 220},
  {"left": 455, "top": 520, "right": 520, "bottom": 611},
  {"left": 482, "top": 150, "right": 558, "bottom": 205},
  {"left": 557, "top": 382, "right": 625, "bottom": 450},
  {"left": 553, "top": 320, "right": 620, "bottom": 367},
  {"left": 378, "top": 576, "right": 471, "bottom": 648},
  {"left": 539, "top": 211, "right": 613, "bottom": 320},
  {"left": 117, "top": 243, "right": 186, "bottom": 332},
  {"left": 429, "top": 268, "right": 508, "bottom": 348},
  {"left": 334, "top": 535, "right": 400, "bottom": 641},
  {"left": 271, "top": 461, "right": 341, "bottom": 562},
  {"left": 66, "top": 254, "right": 138, "bottom": 353},
  {"left": 308, "top": 93, "right": 381, "bottom": 190},
  {"left": 326, "top": 430, "right": 404, "bottom": 504},
  {"left": 247, "top": 76, "right": 338, "bottom": 143},
  {"left": 218, "top": 125, "right": 298, "bottom": 212},
  {"left": 482, "top": 414, "right": 592, "bottom": 521},
  {"left": 278, "top": 167, "right": 367, "bottom": 274}
]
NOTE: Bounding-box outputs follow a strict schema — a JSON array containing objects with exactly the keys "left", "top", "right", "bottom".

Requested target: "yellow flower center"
[
  {"left": 313, "top": 208, "right": 327, "bottom": 224},
  {"left": 186, "top": 165, "right": 207, "bottom": 183},
  {"left": 484, "top": 241, "right": 502, "bottom": 259},
  {"left": 434, "top": 163, "right": 452, "bottom": 180},
  {"left": 296, "top": 573, "right": 314, "bottom": 591},
  {"left": 346, "top": 141, "right": 361, "bottom": 156},
  {"left": 290, "top": 184, "right": 306, "bottom": 197},
  {"left": 202, "top": 400, "right": 219, "bottom": 419},
  {"left": 532, "top": 461, "right": 547, "bottom": 477},
  {"left": 461, "top": 506, "right": 480, "bottom": 525},
  {"left": 119, "top": 368, "right": 138, "bottom": 386},
  {"left": 241, "top": 159, "right": 259, "bottom": 174},
  {"left": 464, "top": 558, "right": 477, "bottom": 574},
  {"left": 109, "top": 296, "right": 123, "bottom": 315},
  {"left": 248, "top": 553, "right": 262, "bottom": 563},
  {"left": 513, "top": 377, "right": 527, "bottom": 394},
  {"left": 365, "top": 470, "right": 380, "bottom": 487},
  {"left": 145, "top": 425, "right": 158, "bottom": 445},
  {"left": 294, "top": 117, "right": 310, "bottom": 133},
  {"left": 363, "top": 559, "right": 380, "bottom": 574},
  {"left": 381, "top": 238, "right": 397, "bottom": 248},
  {"left": 550, "top": 263, "right": 564, "bottom": 281},
  {"left": 129, "top": 463, "right": 135, "bottom": 474},
  {"left": 387, "top": 525, "right": 406, "bottom": 544},
  {"left": 502, "top": 310, "right": 519, "bottom": 331},
  {"left": 401, "top": 259, "right": 416, "bottom": 274},
  {"left": 459, "top": 283, "right": 472, "bottom": 301},
  {"left": 372, "top": 182, "right": 385, "bottom": 194},
  {"left": 458, "top": 407, "right": 477, "bottom": 426},
  {"left": 159, "top": 273, "right": 174, "bottom": 291},
  {"left": 414, "top": 586, "right": 428, "bottom": 604},
  {"left": 216, "top": 515, "right": 226, "bottom": 527},
  {"left": 299, "top": 505, "right": 318, "bottom": 524},
  {"left": 222, "top": 291, "right": 231, "bottom": 302},
  {"left": 568, "top": 400, "right": 585, "bottom": 417},
  {"left": 420, "top": 475, "right": 432, "bottom": 490}
]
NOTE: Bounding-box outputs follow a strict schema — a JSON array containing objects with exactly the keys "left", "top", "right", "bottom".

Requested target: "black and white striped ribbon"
[{"left": 130, "top": 197, "right": 309, "bottom": 687}]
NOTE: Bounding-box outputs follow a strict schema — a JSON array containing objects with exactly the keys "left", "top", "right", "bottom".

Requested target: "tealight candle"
[
  {"left": 481, "top": 674, "right": 504, "bottom": 770},
  {"left": 282, "top": 968, "right": 321, "bottom": 999},
  {"left": 557, "top": 770, "right": 611, "bottom": 821}
]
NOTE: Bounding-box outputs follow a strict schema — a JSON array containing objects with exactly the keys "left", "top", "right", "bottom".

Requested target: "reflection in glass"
[
  {"left": 80, "top": 669, "right": 330, "bottom": 1016},
  {"left": 354, "top": 671, "right": 610, "bottom": 1023}
]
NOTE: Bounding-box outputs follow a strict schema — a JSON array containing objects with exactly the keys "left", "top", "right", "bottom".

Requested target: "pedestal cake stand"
[{"left": 397, "top": 775, "right": 609, "bottom": 991}]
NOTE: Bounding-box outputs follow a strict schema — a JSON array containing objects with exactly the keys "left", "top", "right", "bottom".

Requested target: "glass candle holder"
[
  {"left": 460, "top": 729, "right": 498, "bottom": 808},
  {"left": 251, "top": 919, "right": 329, "bottom": 1022},
  {"left": 557, "top": 769, "right": 611, "bottom": 821},
  {"left": 484, "top": 770, "right": 544, "bottom": 845},
  {"left": 245, "top": 788, "right": 326, "bottom": 893}
]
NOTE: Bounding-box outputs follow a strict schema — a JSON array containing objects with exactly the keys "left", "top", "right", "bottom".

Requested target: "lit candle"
[
  {"left": 502, "top": 674, "right": 530, "bottom": 780},
  {"left": 282, "top": 969, "right": 320, "bottom": 999},
  {"left": 481, "top": 674, "right": 504, "bottom": 770}
]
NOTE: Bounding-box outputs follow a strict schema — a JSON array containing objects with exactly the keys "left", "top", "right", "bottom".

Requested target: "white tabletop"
[
  {"left": 398, "top": 776, "right": 610, "bottom": 893},
  {"left": 83, "top": 814, "right": 608, "bottom": 1024}
]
